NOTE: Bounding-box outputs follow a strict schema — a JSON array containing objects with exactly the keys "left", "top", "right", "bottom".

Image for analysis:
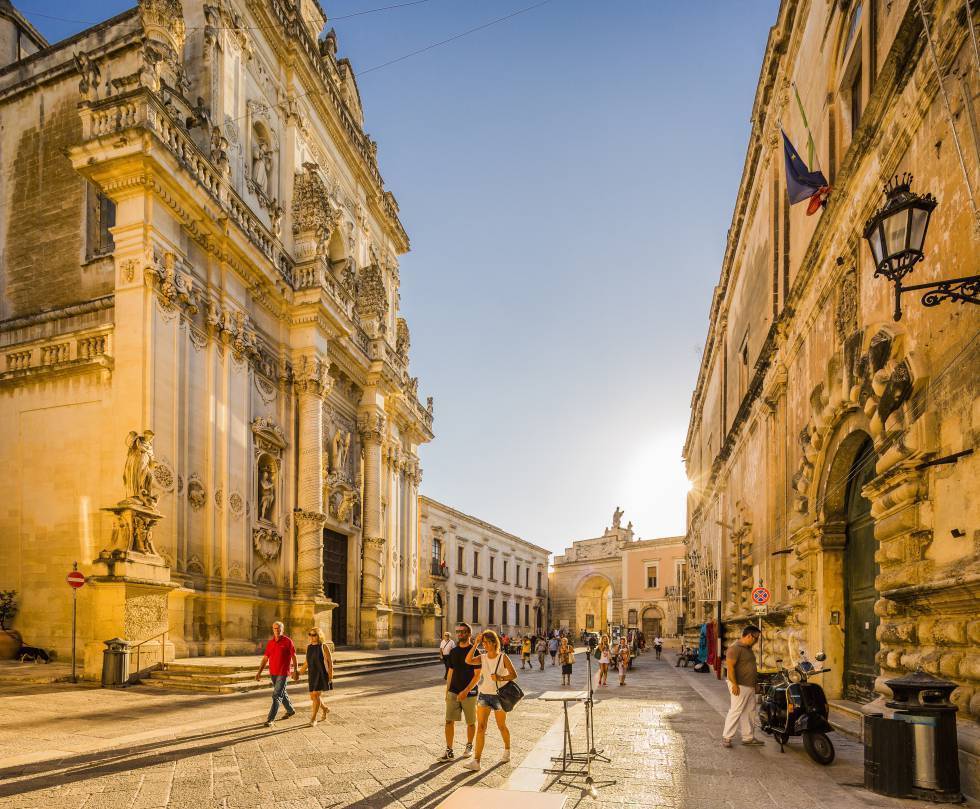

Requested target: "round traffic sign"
[
  {"left": 751, "top": 586, "right": 770, "bottom": 605},
  {"left": 66, "top": 571, "right": 86, "bottom": 589}
]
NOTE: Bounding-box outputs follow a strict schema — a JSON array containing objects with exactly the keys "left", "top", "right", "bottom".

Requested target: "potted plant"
[{"left": 0, "top": 590, "right": 21, "bottom": 659}]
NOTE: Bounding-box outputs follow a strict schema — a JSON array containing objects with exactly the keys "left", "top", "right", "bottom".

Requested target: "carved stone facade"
[
  {"left": 683, "top": 0, "right": 980, "bottom": 795},
  {"left": 0, "top": 0, "right": 433, "bottom": 672},
  {"left": 419, "top": 497, "right": 549, "bottom": 640}
]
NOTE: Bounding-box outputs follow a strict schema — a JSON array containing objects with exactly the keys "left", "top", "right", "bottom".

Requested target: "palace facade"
[
  {"left": 0, "top": 0, "right": 433, "bottom": 676},
  {"left": 418, "top": 496, "right": 549, "bottom": 638},
  {"left": 683, "top": 0, "right": 979, "bottom": 792}
]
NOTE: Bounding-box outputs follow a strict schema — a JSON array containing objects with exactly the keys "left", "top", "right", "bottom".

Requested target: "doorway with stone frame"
[
  {"left": 842, "top": 437, "right": 880, "bottom": 702},
  {"left": 641, "top": 606, "right": 664, "bottom": 640},
  {"left": 323, "top": 528, "right": 349, "bottom": 646}
]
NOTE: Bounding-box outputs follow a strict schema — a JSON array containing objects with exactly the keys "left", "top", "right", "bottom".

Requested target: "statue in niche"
[
  {"left": 612, "top": 506, "right": 624, "bottom": 530},
  {"left": 251, "top": 136, "right": 272, "bottom": 197},
  {"left": 331, "top": 430, "right": 351, "bottom": 475},
  {"left": 73, "top": 51, "right": 101, "bottom": 101},
  {"left": 259, "top": 465, "right": 276, "bottom": 522},
  {"left": 123, "top": 430, "right": 157, "bottom": 506}
]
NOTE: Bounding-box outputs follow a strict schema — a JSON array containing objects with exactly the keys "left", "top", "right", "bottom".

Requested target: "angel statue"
[{"left": 123, "top": 430, "right": 157, "bottom": 506}]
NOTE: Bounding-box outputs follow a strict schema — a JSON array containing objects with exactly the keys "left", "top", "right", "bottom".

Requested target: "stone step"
[{"left": 139, "top": 652, "right": 441, "bottom": 693}]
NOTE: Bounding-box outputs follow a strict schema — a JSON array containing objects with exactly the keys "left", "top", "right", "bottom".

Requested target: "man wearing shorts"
[
  {"left": 548, "top": 634, "right": 559, "bottom": 665},
  {"left": 438, "top": 622, "right": 480, "bottom": 762}
]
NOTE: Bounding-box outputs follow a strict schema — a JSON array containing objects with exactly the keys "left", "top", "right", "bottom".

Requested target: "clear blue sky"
[{"left": 28, "top": 0, "right": 779, "bottom": 554}]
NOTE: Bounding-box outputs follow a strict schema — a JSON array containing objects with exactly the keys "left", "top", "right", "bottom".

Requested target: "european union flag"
[{"left": 782, "top": 130, "right": 829, "bottom": 210}]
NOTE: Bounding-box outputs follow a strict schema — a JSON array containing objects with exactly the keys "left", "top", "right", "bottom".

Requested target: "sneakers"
[
  {"left": 721, "top": 738, "right": 732, "bottom": 748},
  {"left": 463, "top": 743, "right": 473, "bottom": 758},
  {"left": 742, "top": 738, "right": 765, "bottom": 746},
  {"left": 500, "top": 749, "right": 510, "bottom": 763},
  {"left": 436, "top": 749, "right": 454, "bottom": 762},
  {"left": 462, "top": 758, "right": 481, "bottom": 771},
  {"left": 264, "top": 720, "right": 275, "bottom": 727}
]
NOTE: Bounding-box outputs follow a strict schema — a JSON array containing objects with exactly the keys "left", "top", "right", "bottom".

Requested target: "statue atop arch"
[{"left": 612, "top": 505, "right": 624, "bottom": 530}]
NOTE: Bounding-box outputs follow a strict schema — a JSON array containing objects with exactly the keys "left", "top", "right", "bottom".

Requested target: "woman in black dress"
[{"left": 299, "top": 627, "right": 334, "bottom": 726}]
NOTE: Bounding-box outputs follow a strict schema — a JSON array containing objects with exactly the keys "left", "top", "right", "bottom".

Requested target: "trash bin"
[
  {"left": 885, "top": 669, "right": 961, "bottom": 803},
  {"left": 864, "top": 713, "right": 913, "bottom": 797},
  {"left": 101, "top": 637, "right": 131, "bottom": 688}
]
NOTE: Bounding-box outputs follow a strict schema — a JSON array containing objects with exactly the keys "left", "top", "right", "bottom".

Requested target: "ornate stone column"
[
  {"left": 358, "top": 408, "right": 390, "bottom": 647},
  {"left": 294, "top": 355, "right": 330, "bottom": 597}
]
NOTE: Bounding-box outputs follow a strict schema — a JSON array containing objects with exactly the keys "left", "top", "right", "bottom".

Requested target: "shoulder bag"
[{"left": 494, "top": 654, "right": 524, "bottom": 712}]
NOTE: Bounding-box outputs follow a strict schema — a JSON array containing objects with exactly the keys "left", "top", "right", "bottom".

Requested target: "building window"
[
  {"left": 646, "top": 563, "right": 659, "bottom": 589},
  {"left": 537, "top": 571, "right": 542, "bottom": 589},
  {"left": 525, "top": 568, "right": 530, "bottom": 588},
  {"left": 524, "top": 603, "right": 529, "bottom": 626},
  {"left": 457, "top": 593, "right": 465, "bottom": 624},
  {"left": 488, "top": 598, "right": 495, "bottom": 624},
  {"left": 473, "top": 550, "right": 479, "bottom": 576},
  {"left": 457, "top": 546, "right": 464, "bottom": 573},
  {"left": 628, "top": 609, "right": 638, "bottom": 626},
  {"left": 503, "top": 561, "right": 508, "bottom": 583},
  {"left": 515, "top": 564, "right": 520, "bottom": 585},
  {"left": 849, "top": 69, "right": 862, "bottom": 135},
  {"left": 432, "top": 539, "right": 442, "bottom": 563},
  {"left": 675, "top": 560, "right": 686, "bottom": 588},
  {"left": 489, "top": 557, "right": 495, "bottom": 580},
  {"left": 738, "top": 334, "right": 750, "bottom": 403},
  {"left": 502, "top": 601, "right": 508, "bottom": 625},
  {"left": 85, "top": 182, "right": 115, "bottom": 260},
  {"left": 472, "top": 595, "right": 479, "bottom": 623}
]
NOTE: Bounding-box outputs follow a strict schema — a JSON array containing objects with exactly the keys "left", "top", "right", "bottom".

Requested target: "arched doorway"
[
  {"left": 641, "top": 606, "right": 663, "bottom": 640},
  {"left": 576, "top": 574, "right": 613, "bottom": 635},
  {"left": 843, "top": 438, "right": 879, "bottom": 702}
]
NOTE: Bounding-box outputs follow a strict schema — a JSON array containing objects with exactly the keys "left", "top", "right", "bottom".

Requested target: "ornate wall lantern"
[{"left": 863, "top": 174, "right": 978, "bottom": 320}]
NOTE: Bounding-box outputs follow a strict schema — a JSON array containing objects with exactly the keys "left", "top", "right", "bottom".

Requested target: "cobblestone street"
[{"left": 1, "top": 648, "right": 975, "bottom": 809}]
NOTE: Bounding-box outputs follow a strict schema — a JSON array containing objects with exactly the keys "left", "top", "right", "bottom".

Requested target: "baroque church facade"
[{"left": 0, "top": 0, "right": 434, "bottom": 675}]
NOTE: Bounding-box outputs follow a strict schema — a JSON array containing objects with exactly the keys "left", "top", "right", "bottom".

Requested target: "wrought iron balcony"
[{"left": 430, "top": 559, "right": 449, "bottom": 579}]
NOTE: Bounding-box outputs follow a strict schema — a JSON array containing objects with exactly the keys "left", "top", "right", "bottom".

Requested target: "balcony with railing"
[
  {"left": 431, "top": 559, "right": 449, "bottom": 579},
  {"left": 535, "top": 587, "right": 547, "bottom": 599}
]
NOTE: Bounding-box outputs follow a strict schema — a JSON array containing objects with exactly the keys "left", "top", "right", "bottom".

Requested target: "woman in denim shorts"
[{"left": 462, "top": 629, "right": 517, "bottom": 772}]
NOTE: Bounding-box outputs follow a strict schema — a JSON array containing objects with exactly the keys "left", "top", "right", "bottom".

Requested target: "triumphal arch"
[{"left": 0, "top": 0, "right": 434, "bottom": 675}]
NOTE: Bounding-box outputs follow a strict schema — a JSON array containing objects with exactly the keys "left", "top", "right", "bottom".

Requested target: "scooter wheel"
[
  {"left": 803, "top": 731, "right": 835, "bottom": 765},
  {"left": 773, "top": 731, "right": 790, "bottom": 746}
]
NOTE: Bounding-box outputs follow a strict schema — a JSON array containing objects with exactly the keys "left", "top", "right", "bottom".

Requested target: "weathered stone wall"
[{"left": 684, "top": 0, "right": 979, "bottom": 794}]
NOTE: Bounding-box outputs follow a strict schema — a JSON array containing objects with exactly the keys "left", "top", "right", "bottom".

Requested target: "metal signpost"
[
  {"left": 751, "top": 585, "right": 770, "bottom": 663},
  {"left": 66, "top": 563, "right": 86, "bottom": 683}
]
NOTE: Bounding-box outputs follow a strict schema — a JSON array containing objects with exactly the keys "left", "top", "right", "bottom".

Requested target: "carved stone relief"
[{"left": 187, "top": 475, "right": 207, "bottom": 510}]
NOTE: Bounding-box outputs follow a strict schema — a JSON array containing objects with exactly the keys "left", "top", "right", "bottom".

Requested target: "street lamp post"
[{"left": 863, "top": 174, "right": 979, "bottom": 321}]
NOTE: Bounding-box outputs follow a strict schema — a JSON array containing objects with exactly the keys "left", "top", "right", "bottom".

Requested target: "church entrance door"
[{"left": 323, "top": 529, "right": 348, "bottom": 646}]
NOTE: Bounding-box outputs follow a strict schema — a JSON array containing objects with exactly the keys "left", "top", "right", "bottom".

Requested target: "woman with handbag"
[
  {"left": 597, "top": 635, "right": 611, "bottom": 686},
  {"left": 558, "top": 636, "right": 575, "bottom": 687},
  {"left": 299, "top": 627, "right": 333, "bottom": 726},
  {"left": 462, "top": 629, "right": 518, "bottom": 771}
]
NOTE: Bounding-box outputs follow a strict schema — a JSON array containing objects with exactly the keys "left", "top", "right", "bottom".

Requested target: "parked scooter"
[{"left": 757, "top": 650, "right": 835, "bottom": 765}]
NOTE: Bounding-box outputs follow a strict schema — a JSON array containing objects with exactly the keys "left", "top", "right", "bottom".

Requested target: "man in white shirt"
[{"left": 439, "top": 632, "right": 455, "bottom": 675}]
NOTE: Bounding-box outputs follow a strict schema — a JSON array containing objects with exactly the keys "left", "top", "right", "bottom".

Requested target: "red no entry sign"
[
  {"left": 751, "top": 586, "right": 770, "bottom": 605},
  {"left": 66, "top": 571, "right": 86, "bottom": 589}
]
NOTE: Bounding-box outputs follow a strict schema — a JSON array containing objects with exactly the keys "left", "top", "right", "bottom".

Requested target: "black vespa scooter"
[{"left": 757, "top": 651, "right": 835, "bottom": 764}]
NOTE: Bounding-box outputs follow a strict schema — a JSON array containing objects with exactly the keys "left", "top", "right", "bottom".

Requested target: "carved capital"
[
  {"left": 293, "top": 355, "right": 332, "bottom": 398},
  {"left": 357, "top": 411, "right": 386, "bottom": 443},
  {"left": 294, "top": 509, "right": 327, "bottom": 529}
]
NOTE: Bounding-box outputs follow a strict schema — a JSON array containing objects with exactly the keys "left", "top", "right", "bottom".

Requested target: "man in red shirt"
[{"left": 255, "top": 621, "right": 299, "bottom": 727}]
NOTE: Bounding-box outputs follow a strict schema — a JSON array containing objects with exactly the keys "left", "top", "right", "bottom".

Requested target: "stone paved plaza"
[{"left": 0, "top": 649, "right": 975, "bottom": 809}]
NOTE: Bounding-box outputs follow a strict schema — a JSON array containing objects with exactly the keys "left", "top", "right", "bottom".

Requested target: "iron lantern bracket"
[{"left": 888, "top": 272, "right": 980, "bottom": 321}]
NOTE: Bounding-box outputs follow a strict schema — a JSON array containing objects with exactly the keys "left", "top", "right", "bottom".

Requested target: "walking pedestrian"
[
  {"left": 462, "top": 629, "right": 517, "bottom": 771},
  {"left": 616, "top": 637, "right": 630, "bottom": 686},
  {"left": 558, "top": 637, "right": 574, "bottom": 687},
  {"left": 548, "top": 634, "right": 559, "bottom": 666},
  {"left": 255, "top": 621, "right": 299, "bottom": 727},
  {"left": 520, "top": 635, "right": 532, "bottom": 670},
  {"left": 722, "top": 625, "right": 764, "bottom": 747},
  {"left": 535, "top": 635, "right": 547, "bottom": 670},
  {"left": 439, "top": 631, "right": 455, "bottom": 676},
  {"left": 299, "top": 627, "right": 333, "bottom": 726},
  {"left": 654, "top": 635, "right": 663, "bottom": 660},
  {"left": 598, "top": 634, "right": 611, "bottom": 686},
  {"left": 438, "top": 622, "right": 480, "bottom": 762}
]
